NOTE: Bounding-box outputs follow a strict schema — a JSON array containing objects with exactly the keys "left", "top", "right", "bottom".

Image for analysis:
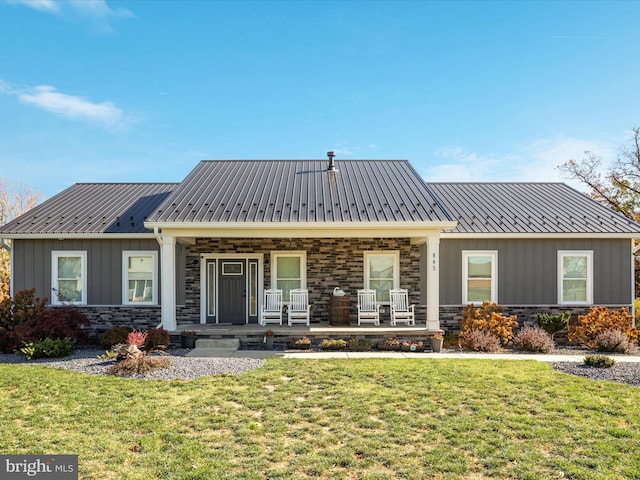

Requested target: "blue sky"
[{"left": 1, "top": 0, "right": 639, "bottom": 199}]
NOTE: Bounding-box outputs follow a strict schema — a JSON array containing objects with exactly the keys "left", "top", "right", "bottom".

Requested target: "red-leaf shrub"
[
  {"left": 126, "top": 330, "right": 148, "bottom": 347},
  {"left": 512, "top": 326, "right": 555, "bottom": 353},
  {"left": 459, "top": 329, "right": 501, "bottom": 352},
  {"left": 13, "top": 306, "right": 90, "bottom": 345},
  {"left": 0, "top": 289, "right": 50, "bottom": 352}
]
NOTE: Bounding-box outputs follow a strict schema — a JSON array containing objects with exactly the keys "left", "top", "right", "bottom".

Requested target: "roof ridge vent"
[{"left": 326, "top": 151, "right": 337, "bottom": 172}]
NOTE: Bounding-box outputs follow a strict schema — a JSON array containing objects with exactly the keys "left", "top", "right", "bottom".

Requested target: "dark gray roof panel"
[
  {"left": 0, "top": 183, "right": 177, "bottom": 235},
  {"left": 428, "top": 182, "right": 640, "bottom": 234},
  {"left": 147, "top": 160, "right": 453, "bottom": 224}
]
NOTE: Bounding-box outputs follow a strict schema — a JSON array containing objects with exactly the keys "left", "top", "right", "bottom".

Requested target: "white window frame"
[
  {"left": 122, "top": 251, "right": 158, "bottom": 305},
  {"left": 462, "top": 250, "right": 497, "bottom": 305},
  {"left": 558, "top": 250, "right": 593, "bottom": 305},
  {"left": 51, "top": 251, "right": 87, "bottom": 305},
  {"left": 271, "top": 251, "right": 307, "bottom": 302},
  {"left": 363, "top": 251, "right": 400, "bottom": 304}
]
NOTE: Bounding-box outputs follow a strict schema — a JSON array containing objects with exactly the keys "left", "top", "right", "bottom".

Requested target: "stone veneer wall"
[
  {"left": 438, "top": 305, "right": 631, "bottom": 334},
  {"left": 178, "top": 238, "right": 421, "bottom": 325},
  {"left": 75, "top": 306, "right": 162, "bottom": 338}
]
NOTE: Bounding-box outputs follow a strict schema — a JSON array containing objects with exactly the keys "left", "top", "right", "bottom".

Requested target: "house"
[{"left": 1, "top": 154, "right": 639, "bottom": 335}]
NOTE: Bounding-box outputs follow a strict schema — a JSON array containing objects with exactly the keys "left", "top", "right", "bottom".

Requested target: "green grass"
[{"left": 1, "top": 359, "right": 639, "bottom": 479}]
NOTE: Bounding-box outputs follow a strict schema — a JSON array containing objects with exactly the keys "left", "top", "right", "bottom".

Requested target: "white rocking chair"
[
  {"left": 259, "top": 289, "right": 283, "bottom": 326},
  {"left": 357, "top": 289, "right": 380, "bottom": 326},
  {"left": 389, "top": 288, "right": 415, "bottom": 326},
  {"left": 288, "top": 288, "right": 310, "bottom": 326}
]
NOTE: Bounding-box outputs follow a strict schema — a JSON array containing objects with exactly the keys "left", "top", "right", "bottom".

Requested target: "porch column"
[
  {"left": 160, "top": 234, "right": 176, "bottom": 331},
  {"left": 426, "top": 235, "right": 440, "bottom": 331}
]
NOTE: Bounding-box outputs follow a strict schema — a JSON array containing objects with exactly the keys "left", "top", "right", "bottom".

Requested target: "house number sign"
[{"left": 431, "top": 252, "right": 437, "bottom": 271}]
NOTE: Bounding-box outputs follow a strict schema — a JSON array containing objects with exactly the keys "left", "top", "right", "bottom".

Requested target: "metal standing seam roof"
[
  {"left": 0, "top": 183, "right": 178, "bottom": 235},
  {"left": 428, "top": 182, "right": 640, "bottom": 234},
  {"left": 145, "top": 160, "right": 454, "bottom": 225}
]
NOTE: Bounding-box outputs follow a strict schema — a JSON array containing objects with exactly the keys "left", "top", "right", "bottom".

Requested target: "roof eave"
[
  {"left": 441, "top": 232, "right": 640, "bottom": 239},
  {"left": 0, "top": 233, "right": 158, "bottom": 240}
]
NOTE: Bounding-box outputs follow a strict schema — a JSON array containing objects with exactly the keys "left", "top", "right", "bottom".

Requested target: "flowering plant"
[{"left": 432, "top": 332, "right": 444, "bottom": 339}]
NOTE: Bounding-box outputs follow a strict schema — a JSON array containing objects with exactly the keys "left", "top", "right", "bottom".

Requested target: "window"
[
  {"left": 364, "top": 251, "right": 399, "bottom": 303},
  {"left": 271, "top": 251, "right": 306, "bottom": 302},
  {"left": 123, "top": 251, "right": 158, "bottom": 305},
  {"left": 558, "top": 251, "right": 593, "bottom": 304},
  {"left": 462, "top": 251, "right": 497, "bottom": 304},
  {"left": 52, "top": 251, "right": 87, "bottom": 305}
]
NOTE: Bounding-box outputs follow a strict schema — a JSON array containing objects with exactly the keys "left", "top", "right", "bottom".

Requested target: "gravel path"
[
  {"left": 0, "top": 349, "right": 265, "bottom": 380},
  {"left": 553, "top": 362, "right": 640, "bottom": 387}
]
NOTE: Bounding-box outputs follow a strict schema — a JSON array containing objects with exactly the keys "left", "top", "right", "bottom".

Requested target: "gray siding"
[
  {"left": 439, "top": 238, "right": 633, "bottom": 305},
  {"left": 13, "top": 238, "right": 162, "bottom": 305}
]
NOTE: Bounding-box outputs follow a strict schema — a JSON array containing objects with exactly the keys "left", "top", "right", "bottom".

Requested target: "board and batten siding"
[
  {"left": 436, "top": 238, "right": 633, "bottom": 306},
  {"left": 11, "top": 238, "right": 187, "bottom": 305}
]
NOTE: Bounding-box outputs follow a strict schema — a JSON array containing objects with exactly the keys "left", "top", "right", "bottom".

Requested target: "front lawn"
[{"left": 0, "top": 359, "right": 638, "bottom": 479}]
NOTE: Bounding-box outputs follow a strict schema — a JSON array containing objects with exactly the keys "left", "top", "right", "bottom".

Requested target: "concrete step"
[
  {"left": 185, "top": 348, "right": 239, "bottom": 358},
  {"left": 195, "top": 338, "right": 240, "bottom": 349}
]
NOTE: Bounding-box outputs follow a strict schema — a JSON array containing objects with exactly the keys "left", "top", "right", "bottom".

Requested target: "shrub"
[
  {"left": 635, "top": 299, "right": 640, "bottom": 326},
  {"left": 0, "top": 288, "right": 49, "bottom": 352},
  {"left": 584, "top": 354, "right": 616, "bottom": 368},
  {"left": 568, "top": 307, "right": 639, "bottom": 348},
  {"left": 13, "top": 306, "right": 89, "bottom": 345},
  {"left": 462, "top": 302, "right": 518, "bottom": 345},
  {"left": 99, "top": 326, "right": 134, "bottom": 349},
  {"left": 537, "top": 311, "right": 570, "bottom": 339},
  {"left": 594, "top": 329, "right": 638, "bottom": 354},
  {"left": 459, "top": 329, "right": 501, "bottom": 352},
  {"left": 20, "top": 337, "right": 75, "bottom": 360},
  {"left": 143, "top": 328, "right": 170, "bottom": 351},
  {"left": 107, "top": 354, "right": 170, "bottom": 376},
  {"left": 443, "top": 334, "right": 459, "bottom": 348},
  {"left": 512, "top": 326, "right": 555, "bottom": 353}
]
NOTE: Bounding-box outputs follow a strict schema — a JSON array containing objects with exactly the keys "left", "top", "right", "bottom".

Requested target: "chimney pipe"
[{"left": 327, "top": 151, "right": 336, "bottom": 171}]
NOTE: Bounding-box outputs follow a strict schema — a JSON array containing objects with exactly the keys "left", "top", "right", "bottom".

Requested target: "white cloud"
[
  {"left": 423, "top": 136, "right": 616, "bottom": 191},
  {"left": 66, "top": 0, "right": 134, "bottom": 19},
  {"left": 2, "top": 80, "right": 125, "bottom": 129},
  {"left": 7, "top": 0, "right": 59, "bottom": 13},
  {"left": 8, "top": 0, "right": 134, "bottom": 34}
]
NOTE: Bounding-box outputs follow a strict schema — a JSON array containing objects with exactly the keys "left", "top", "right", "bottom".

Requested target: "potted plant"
[
  {"left": 377, "top": 337, "right": 401, "bottom": 351},
  {"left": 264, "top": 329, "right": 275, "bottom": 350},
  {"left": 321, "top": 338, "right": 348, "bottom": 351},
  {"left": 348, "top": 338, "right": 372, "bottom": 351},
  {"left": 287, "top": 336, "right": 312, "bottom": 350},
  {"left": 430, "top": 332, "right": 444, "bottom": 353},
  {"left": 180, "top": 331, "right": 198, "bottom": 349}
]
